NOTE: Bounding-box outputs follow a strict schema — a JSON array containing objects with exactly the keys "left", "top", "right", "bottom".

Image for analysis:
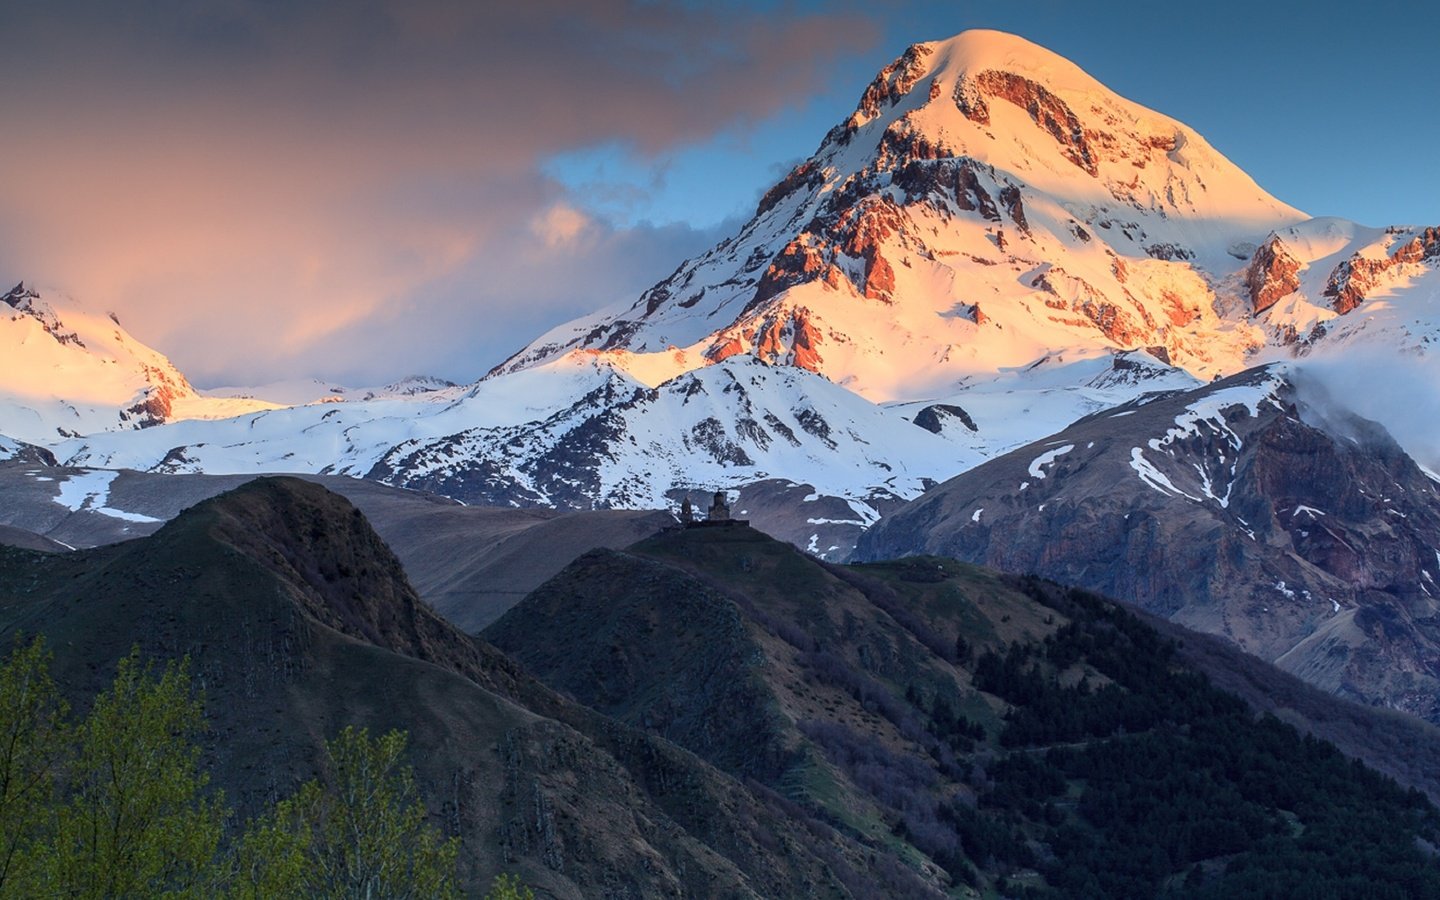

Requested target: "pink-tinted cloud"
[{"left": 0, "top": 0, "right": 877, "bottom": 384}]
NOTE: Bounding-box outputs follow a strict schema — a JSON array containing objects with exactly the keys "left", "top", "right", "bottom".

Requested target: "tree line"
[{"left": 0, "top": 635, "right": 531, "bottom": 899}]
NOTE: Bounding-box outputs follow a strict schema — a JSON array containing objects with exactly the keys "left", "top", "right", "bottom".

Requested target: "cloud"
[
  {"left": 1291, "top": 352, "right": 1440, "bottom": 473},
  {"left": 532, "top": 204, "right": 594, "bottom": 250},
  {"left": 0, "top": 0, "right": 878, "bottom": 385}
]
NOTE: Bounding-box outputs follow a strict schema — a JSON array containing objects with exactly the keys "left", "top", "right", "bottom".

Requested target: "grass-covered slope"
[{"left": 489, "top": 523, "right": 1440, "bottom": 898}]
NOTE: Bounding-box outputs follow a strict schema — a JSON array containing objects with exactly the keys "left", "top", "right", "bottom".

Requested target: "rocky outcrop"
[
  {"left": 754, "top": 160, "right": 822, "bottom": 218},
  {"left": 2, "top": 281, "right": 37, "bottom": 309},
  {"left": 745, "top": 194, "right": 908, "bottom": 312},
  {"left": 842, "top": 43, "right": 935, "bottom": 134},
  {"left": 1031, "top": 267, "right": 1155, "bottom": 345},
  {"left": 3, "top": 282, "right": 85, "bottom": 348},
  {"left": 749, "top": 236, "right": 837, "bottom": 310},
  {"left": 965, "top": 70, "right": 1100, "bottom": 176},
  {"left": 1324, "top": 227, "right": 1440, "bottom": 314},
  {"left": 912, "top": 403, "right": 977, "bottom": 434},
  {"left": 1245, "top": 235, "right": 1302, "bottom": 314},
  {"left": 892, "top": 156, "right": 1006, "bottom": 222},
  {"left": 709, "top": 307, "right": 826, "bottom": 372}
]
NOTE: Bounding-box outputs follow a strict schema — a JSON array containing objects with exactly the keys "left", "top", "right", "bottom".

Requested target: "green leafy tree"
[
  {"left": 38, "top": 649, "right": 227, "bottom": 898},
  {"left": 0, "top": 635, "right": 69, "bottom": 894},
  {"left": 484, "top": 873, "right": 535, "bottom": 899},
  {"left": 238, "top": 726, "right": 459, "bottom": 899},
  {"left": 228, "top": 794, "right": 311, "bottom": 900},
  {"left": 0, "top": 638, "right": 464, "bottom": 898}
]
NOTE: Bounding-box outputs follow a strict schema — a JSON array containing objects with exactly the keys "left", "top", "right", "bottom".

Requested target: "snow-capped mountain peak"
[{"left": 493, "top": 29, "right": 1308, "bottom": 401}]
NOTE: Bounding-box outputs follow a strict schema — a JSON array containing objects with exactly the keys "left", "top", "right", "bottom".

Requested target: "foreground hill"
[
  {"left": 0, "top": 478, "right": 932, "bottom": 897},
  {"left": 488, "top": 523, "right": 1440, "bottom": 897}
]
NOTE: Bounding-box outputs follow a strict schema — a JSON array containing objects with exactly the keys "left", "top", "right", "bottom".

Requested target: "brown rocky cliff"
[
  {"left": 1246, "top": 235, "right": 1302, "bottom": 314},
  {"left": 965, "top": 70, "right": 1100, "bottom": 176}
]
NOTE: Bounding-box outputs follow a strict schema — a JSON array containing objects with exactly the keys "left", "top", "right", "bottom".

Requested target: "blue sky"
[{"left": 548, "top": 1, "right": 1439, "bottom": 231}]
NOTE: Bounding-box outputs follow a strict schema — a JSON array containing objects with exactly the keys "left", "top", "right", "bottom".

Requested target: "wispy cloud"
[
  {"left": 0, "top": 0, "right": 877, "bottom": 385},
  {"left": 1292, "top": 352, "right": 1440, "bottom": 472}
]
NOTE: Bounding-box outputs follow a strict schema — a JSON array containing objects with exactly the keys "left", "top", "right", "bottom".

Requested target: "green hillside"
[{"left": 489, "top": 523, "right": 1440, "bottom": 898}]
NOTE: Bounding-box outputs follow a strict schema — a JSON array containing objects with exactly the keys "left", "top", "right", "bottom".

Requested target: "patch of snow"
[
  {"left": 971, "top": 508, "right": 983, "bottom": 523},
  {"left": 845, "top": 499, "right": 882, "bottom": 527},
  {"left": 1027, "top": 443, "right": 1074, "bottom": 479},
  {"left": 1128, "top": 447, "right": 1202, "bottom": 502},
  {"left": 51, "top": 469, "right": 161, "bottom": 523},
  {"left": 54, "top": 469, "right": 119, "bottom": 512},
  {"left": 1192, "top": 460, "right": 1233, "bottom": 508}
]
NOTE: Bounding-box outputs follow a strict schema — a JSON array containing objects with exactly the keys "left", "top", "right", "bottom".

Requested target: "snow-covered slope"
[
  {"left": 56, "top": 355, "right": 965, "bottom": 552},
  {"left": 57, "top": 339, "right": 1203, "bottom": 555},
  {"left": 0, "top": 283, "right": 278, "bottom": 443}
]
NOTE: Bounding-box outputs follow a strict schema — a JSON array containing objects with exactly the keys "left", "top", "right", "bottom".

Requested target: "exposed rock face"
[
  {"left": 966, "top": 70, "right": 1099, "bottom": 176},
  {"left": 754, "top": 160, "right": 822, "bottom": 218},
  {"left": 857, "top": 366, "right": 1440, "bottom": 723},
  {"left": 1030, "top": 266, "right": 1155, "bottom": 345},
  {"left": 912, "top": 403, "right": 977, "bottom": 434},
  {"left": 0, "top": 435, "right": 58, "bottom": 466},
  {"left": 842, "top": 43, "right": 935, "bottom": 135},
  {"left": 1245, "top": 235, "right": 1302, "bottom": 313},
  {"left": 1323, "top": 228, "right": 1440, "bottom": 314},
  {"left": 4, "top": 282, "right": 85, "bottom": 348}
]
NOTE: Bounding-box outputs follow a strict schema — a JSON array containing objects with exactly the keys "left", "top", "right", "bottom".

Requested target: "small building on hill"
[
  {"left": 707, "top": 490, "right": 730, "bottom": 522},
  {"left": 673, "top": 488, "right": 747, "bottom": 528}
]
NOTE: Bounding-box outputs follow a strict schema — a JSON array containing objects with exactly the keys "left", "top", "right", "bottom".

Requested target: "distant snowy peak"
[
  {"left": 368, "top": 375, "right": 460, "bottom": 399},
  {"left": 209, "top": 374, "right": 460, "bottom": 407},
  {"left": 0, "top": 282, "right": 275, "bottom": 443},
  {"left": 494, "top": 30, "right": 1309, "bottom": 400}
]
